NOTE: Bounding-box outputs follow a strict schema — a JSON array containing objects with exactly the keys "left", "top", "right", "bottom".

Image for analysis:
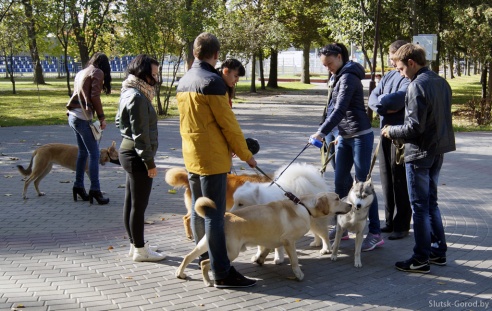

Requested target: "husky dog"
[
  {"left": 17, "top": 142, "right": 118, "bottom": 199},
  {"left": 331, "top": 178, "right": 375, "bottom": 268}
]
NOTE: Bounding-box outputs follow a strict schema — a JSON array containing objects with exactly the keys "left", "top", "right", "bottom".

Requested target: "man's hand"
[
  {"left": 246, "top": 157, "right": 257, "bottom": 168},
  {"left": 381, "top": 125, "right": 392, "bottom": 139}
]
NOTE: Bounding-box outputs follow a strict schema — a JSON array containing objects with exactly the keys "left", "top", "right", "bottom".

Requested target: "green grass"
[{"left": 1, "top": 74, "right": 490, "bottom": 131}]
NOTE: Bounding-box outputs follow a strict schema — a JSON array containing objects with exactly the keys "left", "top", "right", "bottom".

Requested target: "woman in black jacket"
[
  {"left": 310, "top": 43, "right": 383, "bottom": 251},
  {"left": 115, "top": 54, "right": 164, "bottom": 262}
]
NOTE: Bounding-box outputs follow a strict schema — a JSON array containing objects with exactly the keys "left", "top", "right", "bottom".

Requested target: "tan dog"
[
  {"left": 164, "top": 167, "right": 271, "bottom": 239},
  {"left": 17, "top": 141, "right": 118, "bottom": 199},
  {"left": 331, "top": 178, "right": 375, "bottom": 268},
  {"left": 175, "top": 192, "right": 352, "bottom": 287}
]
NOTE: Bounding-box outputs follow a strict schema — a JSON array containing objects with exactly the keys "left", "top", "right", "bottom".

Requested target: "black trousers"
[
  {"left": 119, "top": 148, "right": 153, "bottom": 248},
  {"left": 378, "top": 136, "right": 412, "bottom": 232}
]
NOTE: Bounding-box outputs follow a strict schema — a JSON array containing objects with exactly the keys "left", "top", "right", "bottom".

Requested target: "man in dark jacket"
[
  {"left": 382, "top": 43, "right": 456, "bottom": 274},
  {"left": 368, "top": 40, "right": 412, "bottom": 240}
]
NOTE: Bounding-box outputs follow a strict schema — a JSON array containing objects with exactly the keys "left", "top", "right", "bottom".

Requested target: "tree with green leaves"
[
  {"left": 278, "top": 0, "right": 330, "bottom": 84},
  {"left": 20, "top": 0, "right": 45, "bottom": 84},
  {"left": 68, "top": 0, "right": 120, "bottom": 67},
  {"left": 0, "top": 6, "right": 25, "bottom": 93},
  {"left": 122, "top": 0, "right": 186, "bottom": 115}
]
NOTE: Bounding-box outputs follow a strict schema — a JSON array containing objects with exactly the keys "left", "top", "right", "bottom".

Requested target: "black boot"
[
  {"left": 72, "top": 187, "right": 89, "bottom": 201},
  {"left": 88, "top": 190, "right": 109, "bottom": 205}
]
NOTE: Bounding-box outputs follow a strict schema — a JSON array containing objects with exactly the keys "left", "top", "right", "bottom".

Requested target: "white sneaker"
[
  {"left": 128, "top": 243, "right": 159, "bottom": 257},
  {"left": 132, "top": 243, "right": 166, "bottom": 262}
]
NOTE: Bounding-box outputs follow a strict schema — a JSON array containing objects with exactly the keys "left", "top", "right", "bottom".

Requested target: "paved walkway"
[{"left": 0, "top": 86, "right": 491, "bottom": 310}]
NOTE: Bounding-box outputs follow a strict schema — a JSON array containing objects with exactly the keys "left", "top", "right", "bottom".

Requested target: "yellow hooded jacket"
[{"left": 176, "top": 60, "right": 252, "bottom": 175}]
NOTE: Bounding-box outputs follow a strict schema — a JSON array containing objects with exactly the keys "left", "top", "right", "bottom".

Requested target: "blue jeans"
[
  {"left": 188, "top": 173, "right": 230, "bottom": 280},
  {"left": 335, "top": 131, "right": 380, "bottom": 234},
  {"left": 68, "top": 114, "right": 100, "bottom": 191},
  {"left": 406, "top": 154, "right": 447, "bottom": 261}
]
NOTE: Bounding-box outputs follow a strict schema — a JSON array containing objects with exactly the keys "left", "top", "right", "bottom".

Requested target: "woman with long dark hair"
[
  {"left": 66, "top": 52, "right": 111, "bottom": 205},
  {"left": 115, "top": 54, "right": 165, "bottom": 262}
]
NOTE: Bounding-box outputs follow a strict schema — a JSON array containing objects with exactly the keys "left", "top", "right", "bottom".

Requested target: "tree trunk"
[
  {"left": 456, "top": 56, "right": 462, "bottom": 77},
  {"left": 259, "top": 50, "right": 265, "bottom": 90},
  {"left": 449, "top": 53, "right": 455, "bottom": 79},
  {"left": 480, "top": 65, "right": 487, "bottom": 99},
  {"left": 267, "top": 48, "right": 278, "bottom": 88},
  {"left": 379, "top": 41, "right": 384, "bottom": 75},
  {"left": 185, "top": 40, "right": 193, "bottom": 71},
  {"left": 300, "top": 42, "right": 310, "bottom": 84},
  {"left": 155, "top": 58, "right": 163, "bottom": 115},
  {"left": 367, "top": 0, "right": 382, "bottom": 122},
  {"left": 250, "top": 54, "right": 256, "bottom": 93},
  {"left": 70, "top": 5, "right": 90, "bottom": 67},
  {"left": 64, "top": 49, "right": 71, "bottom": 96},
  {"left": 22, "top": 0, "right": 45, "bottom": 85},
  {"left": 5, "top": 52, "right": 16, "bottom": 94},
  {"left": 487, "top": 52, "right": 492, "bottom": 105}
]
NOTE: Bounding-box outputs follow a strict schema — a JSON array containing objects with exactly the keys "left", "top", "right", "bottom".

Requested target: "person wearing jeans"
[
  {"left": 177, "top": 33, "right": 257, "bottom": 288},
  {"left": 68, "top": 114, "right": 101, "bottom": 193},
  {"left": 311, "top": 43, "right": 384, "bottom": 251},
  {"left": 66, "top": 52, "right": 111, "bottom": 205},
  {"left": 383, "top": 43, "right": 455, "bottom": 273}
]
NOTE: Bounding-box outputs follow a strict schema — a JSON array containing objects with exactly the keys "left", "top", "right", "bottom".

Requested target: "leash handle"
[
  {"left": 320, "top": 140, "right": 336, "bottom": 175},
  {"left": 366, "top": 136, "right": 382, "bottom": 180}
]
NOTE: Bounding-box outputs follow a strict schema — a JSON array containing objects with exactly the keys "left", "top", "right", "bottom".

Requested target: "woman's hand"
[
  {"left": 100, "top": 119, "right": 107, "bottom": 130},
  {"left": 148, "top": 167, "right": 158, "bottom": 178}
]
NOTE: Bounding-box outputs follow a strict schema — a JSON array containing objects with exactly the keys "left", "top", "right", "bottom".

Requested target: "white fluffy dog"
[{"left": 231, "top": 162, "right": 333, "bottom": 264}]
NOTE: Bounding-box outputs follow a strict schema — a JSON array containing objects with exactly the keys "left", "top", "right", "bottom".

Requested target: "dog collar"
[{"left": 285, "top": 192, "right": 312, "bottom": 216}]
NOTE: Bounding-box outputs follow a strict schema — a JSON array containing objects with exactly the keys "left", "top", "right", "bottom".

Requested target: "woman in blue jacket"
[{"left": 310, "top": 43, "right": 383, "bottom": 251}]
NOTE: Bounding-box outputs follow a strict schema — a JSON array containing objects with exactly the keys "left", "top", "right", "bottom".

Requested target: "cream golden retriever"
[
  {"left": 231, "top": 163, "right": 333, "bottom": 263},
  {"left": 175, "top": 192, "right": 351, "bottom": 287}
]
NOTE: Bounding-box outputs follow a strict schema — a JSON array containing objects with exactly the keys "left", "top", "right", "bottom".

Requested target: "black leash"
[
  {"left": 269, "top": 142, "right": 312, "bottom": 186},
  {"left": 255, "top": 165, "right": 312, "bottom": 216}
]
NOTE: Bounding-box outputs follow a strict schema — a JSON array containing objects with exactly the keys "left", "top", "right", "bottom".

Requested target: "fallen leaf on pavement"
[{"left": 168, "top": 189, "right": 177, "bottom": 194}]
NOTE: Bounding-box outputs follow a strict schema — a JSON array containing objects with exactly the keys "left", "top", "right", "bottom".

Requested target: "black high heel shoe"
[
  {"left": 88, "top": 190, "right": 109, "bottom": 205},
  {"left": 73, "top": 187, "right": 89, "bottom": 201}
]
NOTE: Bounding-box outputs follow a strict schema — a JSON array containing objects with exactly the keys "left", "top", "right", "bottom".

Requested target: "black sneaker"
[
  {"left": 395, "top": 258, "right": 430, "bottom": 274},
  {"left": 214, "top": 266, "right": 257, "bottom": 288},
  {"left": 429, "top": 252, "right": 447, "bottom": 266}
]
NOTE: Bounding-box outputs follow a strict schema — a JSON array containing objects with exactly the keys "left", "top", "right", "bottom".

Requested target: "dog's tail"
[
  {"left": 194, "top": 197, "right": 216, "bottom": 218},
  {"left": 16, "top": 151, "right": 35, "bottom": 176},
  {"left": 165, "top": 167, "right": 190, "bottom": 189}
]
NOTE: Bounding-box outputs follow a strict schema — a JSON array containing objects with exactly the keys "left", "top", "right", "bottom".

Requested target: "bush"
[{"left": 467, "top": 98, "right": 492, "bottom": 125}]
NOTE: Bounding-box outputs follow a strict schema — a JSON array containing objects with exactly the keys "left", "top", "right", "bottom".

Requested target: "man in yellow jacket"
[{"left": 177, "top": 32, "right": 257, "bottom": 288}]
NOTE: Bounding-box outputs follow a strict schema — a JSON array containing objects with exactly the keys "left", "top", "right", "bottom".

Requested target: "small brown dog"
[
  {"left": 164, "top": 167, "right": 271, "bottom": 239},
  {"left": 17, "top": 141, "right": 118, "bottom": 199}
]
